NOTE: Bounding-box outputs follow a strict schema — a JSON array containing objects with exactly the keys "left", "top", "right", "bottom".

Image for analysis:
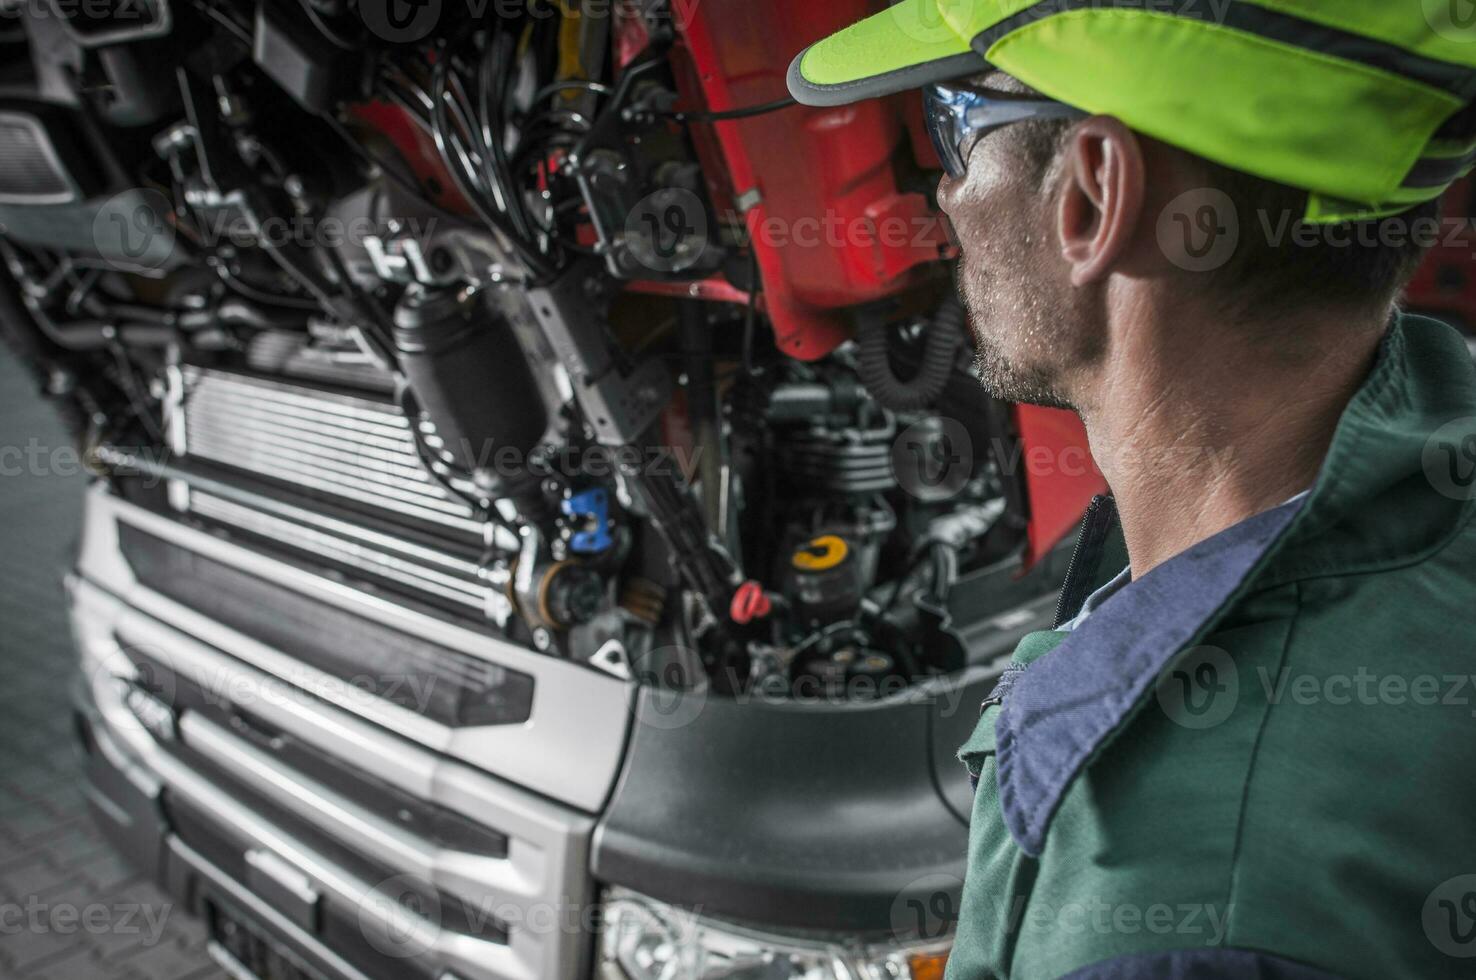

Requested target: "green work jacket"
[{"left": 947, "top": 315, "right": 1476, "bottom": 979}]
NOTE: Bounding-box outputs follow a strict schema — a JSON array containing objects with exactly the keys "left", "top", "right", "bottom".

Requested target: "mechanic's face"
[{"left": 937, "top": 74, "right": 1101, "bottom": 411}]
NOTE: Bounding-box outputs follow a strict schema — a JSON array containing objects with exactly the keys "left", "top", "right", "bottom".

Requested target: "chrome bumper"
[{"left": 70, "top": 485, "right": 634, "bottom": 980}]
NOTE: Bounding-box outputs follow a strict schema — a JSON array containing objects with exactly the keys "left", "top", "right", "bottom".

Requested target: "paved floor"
[{"left": 0, "top": 348, "right": 222, "bottom": 979}]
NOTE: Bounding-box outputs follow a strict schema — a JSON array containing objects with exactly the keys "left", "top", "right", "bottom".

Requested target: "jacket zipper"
[{"left": 1053, "top": 495, "right": 1117, "bottom": 628}]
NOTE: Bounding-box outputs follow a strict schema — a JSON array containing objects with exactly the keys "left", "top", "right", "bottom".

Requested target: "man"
[{"left": 789, "top": 4, "right": 1476, "bottom": 979}]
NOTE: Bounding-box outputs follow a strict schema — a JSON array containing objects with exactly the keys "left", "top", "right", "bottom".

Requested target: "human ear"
[{"left": 1055, "top": 117, "right": 1146, "bottom": 287}]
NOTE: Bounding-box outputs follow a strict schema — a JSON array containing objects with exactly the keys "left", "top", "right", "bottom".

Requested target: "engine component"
[
  {"left": 392, "top": 284, "right": 548, "bottom": 497},
  {"left": 525, "top": 267, "right": 671, "bottom": 447},
  {"left": 252, "top": 2, "right": 361, "bottom": 114},
  {"left": 777, "top": 419, "right": 897, "bottom": 497},
  {"left": 511, "top": 526, "right": 605, "bottom": 635},
  {"left": 570, "top": 60, "right": 722, "bottom": 280},
  {"left": 798, "top": 645, "right": 898, "bottom": 699},
  {"left": 857, "top": 296, "right": 966, "bottom": 413},
  {"left": 561, "top": 488, "right": 615, "bottom": 555},
  {"left": 620, "top": 577, "right": 668, "bottom": 626},
  {"left": 45, "top": 0, "right": 172, "bottom": 46},
  {"left": 787, "top": 534, "right": 866, "bottom": 623},
  {"left": 0, "top": 100, "right": 107, "bottom": 205},
  {"left": 539, "top": 562, "right": 605, "bottom": 630}
]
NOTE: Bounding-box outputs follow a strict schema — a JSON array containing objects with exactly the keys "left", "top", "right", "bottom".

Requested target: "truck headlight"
[{"left": 597, "top": 888, "right": 950, "bottom": 980}]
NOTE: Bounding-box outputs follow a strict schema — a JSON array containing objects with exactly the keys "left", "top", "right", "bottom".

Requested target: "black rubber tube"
[{"left": 857, "top": 295, "right": 964, "bottom": 412}]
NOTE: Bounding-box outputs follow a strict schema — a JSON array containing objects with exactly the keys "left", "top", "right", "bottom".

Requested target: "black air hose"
[{"left": 857, "top": 295, "right": 964, "bottom": 412}]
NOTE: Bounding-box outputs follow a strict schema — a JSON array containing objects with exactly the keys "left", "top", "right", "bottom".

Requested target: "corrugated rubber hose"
[{"left": 857, "top": 295, "right": 964, "bottom": 412}]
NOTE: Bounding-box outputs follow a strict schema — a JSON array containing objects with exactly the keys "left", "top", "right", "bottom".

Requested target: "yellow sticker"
[{"left": 792, "top": 535, "right": 849, "bottom": 571}]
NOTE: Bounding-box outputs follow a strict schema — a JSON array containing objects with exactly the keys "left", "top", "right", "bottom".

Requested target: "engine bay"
[{"left": 0, "top": 0, "right": 1088, "bottom": 701}]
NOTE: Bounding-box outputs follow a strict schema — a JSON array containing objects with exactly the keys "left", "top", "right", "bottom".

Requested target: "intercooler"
[{"left": 165, "top": 362, "right": 510, "bottom": 619}]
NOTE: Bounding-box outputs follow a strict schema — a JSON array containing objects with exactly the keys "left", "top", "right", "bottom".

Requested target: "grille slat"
[
  {"left": 184, "top": 425, "right": 463, "bottom": 512},
  {"left": 173, "top": 367, "right": 500, "bottom": 610},
  {"left": 185, "top": 411, "right": 426, "bottom": 470},
  {"left": 188, "top": 495, "right": 487, "bottom": 609}
]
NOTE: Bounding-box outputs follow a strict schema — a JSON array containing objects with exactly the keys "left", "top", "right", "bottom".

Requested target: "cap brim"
[{"left": 787, "top": 0, "right": 986, "bottom": 107}]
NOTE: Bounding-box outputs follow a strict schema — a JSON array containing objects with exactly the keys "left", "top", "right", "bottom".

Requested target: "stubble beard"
[{"left": 958, "top": 269, "right": 1077, "bottom": 411}]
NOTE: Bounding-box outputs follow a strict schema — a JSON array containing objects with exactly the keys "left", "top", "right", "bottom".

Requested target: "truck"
[{"left": 0, "top": 1, "right": 1114, "bottom": 976}]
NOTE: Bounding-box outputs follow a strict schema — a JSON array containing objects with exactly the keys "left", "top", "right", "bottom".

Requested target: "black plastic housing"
[
  {"left": 591, "top": 672, "right": 997, "bottom": 934},
  {"left": 393, "top": 286, "right": 549, "bottom": 484}
]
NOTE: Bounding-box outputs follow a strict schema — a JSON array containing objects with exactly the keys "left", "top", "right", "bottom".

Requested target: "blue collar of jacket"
[{"left": 993, "top": 314, "right": 1476, "bottom": 857}]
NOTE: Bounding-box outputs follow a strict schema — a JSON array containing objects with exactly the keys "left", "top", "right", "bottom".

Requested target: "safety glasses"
[{"left": 923, "top": 83, "right": 1089, "bottom": 179}]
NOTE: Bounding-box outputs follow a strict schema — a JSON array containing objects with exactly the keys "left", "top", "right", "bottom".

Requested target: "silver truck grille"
[
  {"left": 71, "top": 488, "right": 635, "bottom": 980},
  {"left": 170, "top": 367, "right": 506, "bottom": 616},
  {"left": 178, "top": 366, "right": 481, "bottom": 535}
]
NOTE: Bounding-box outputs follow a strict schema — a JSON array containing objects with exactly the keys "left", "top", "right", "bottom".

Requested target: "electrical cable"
[
  {"left": 476, "top": 30, "right": 537, "bottom": 244},
  {"left": 214, "top": 263, "right": 320, "bottom": 310},
  {"left": 295, "top": 0, "right": 358, "bottom": 51},
  {"left": 528, "top": 79, "right": 612, "bottom": 106},
  {"left": 664, "top": 97, "right": 797, "bottom": 123}
]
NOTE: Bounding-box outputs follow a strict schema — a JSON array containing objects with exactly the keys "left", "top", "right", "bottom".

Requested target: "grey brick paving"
[{"left": 0, "top": 348, "right": 222, "bottom": 979}]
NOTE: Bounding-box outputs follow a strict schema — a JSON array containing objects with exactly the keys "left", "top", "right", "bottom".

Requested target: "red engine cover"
[{"left": 673, "top": 1, "right": 955, "bottom": 360}]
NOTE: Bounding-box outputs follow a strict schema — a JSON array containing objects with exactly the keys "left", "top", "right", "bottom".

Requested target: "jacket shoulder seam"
[
  {"left": 1222, "top": 580, "right": 1302, "bottom": 950},
  {"left": 1257, "top": 501, "right": 1476, "bottom": 590}
]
